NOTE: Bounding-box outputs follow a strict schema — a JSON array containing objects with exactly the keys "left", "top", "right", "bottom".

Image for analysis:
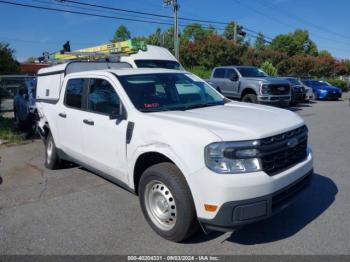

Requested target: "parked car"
[
  {"left": 36, "top": 62, "right": 313, "bottom": 242},
  {"left": 301, "top": 80, "right": 342, "bottom": 100},
  {"left": 280, "top": 77, "right": 307, "bottom": 104},
  {"left": 209, "top": 66, "right": 291, "bottom": 106}
]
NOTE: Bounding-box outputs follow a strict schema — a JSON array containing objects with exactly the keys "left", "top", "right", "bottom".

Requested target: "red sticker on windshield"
[{"left": 144, "top": 103, "right": 160, "bottom": 108}]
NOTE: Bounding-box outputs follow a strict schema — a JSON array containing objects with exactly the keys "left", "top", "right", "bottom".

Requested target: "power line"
[
  {"left": 63, "top": 0, "right": 230, "bottom": 25},
  {"left": 0, "top": 1, "right": 177, "bottom": 26},
  {"left": 32, "top": 0, "right": 174, "bottom": 22},
  {"left": 252, "top": 0, "right": 350, "bottom": 42},
  {"left": 0, "top": 0, "right": 228, "bottom": 31},
  {"left": 232, "top": 0, "right": 350, "bottom": 47},
  {"left": 57, "top": 0, "right": 275, "bottom": 40}
]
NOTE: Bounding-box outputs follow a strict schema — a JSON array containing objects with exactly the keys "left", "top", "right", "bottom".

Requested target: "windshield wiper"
[
  {"left": 180, "top": 102, "right": 225, "bottom": 110},
  {"left": 139, "top": 108, "right": 171, "bottom": 113}
]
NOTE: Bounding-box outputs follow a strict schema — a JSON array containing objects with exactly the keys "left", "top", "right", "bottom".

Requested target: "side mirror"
[
  {"left": 230, "top": 75, "right": 239, "bottom": 81},
  {"left": 109, "top": 106, "right": 127, "bottom": 121},
  {"left": 109, "top": 111, "right": 126, "bottom": 120}
]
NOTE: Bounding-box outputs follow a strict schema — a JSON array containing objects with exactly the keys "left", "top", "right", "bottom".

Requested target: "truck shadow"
[
  {"left": 187, "top": 173, "right": 337, "bottom": 244},
  {"left": 287, "top": 103, "right": 313, "bottom": 112}
]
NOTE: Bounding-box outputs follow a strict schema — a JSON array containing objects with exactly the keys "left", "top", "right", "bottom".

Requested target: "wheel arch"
[
  {"left": 240, "top": 87, "right": 257, "bottom": 99},
  {"left": 132, "top": 150, "right": 190, "bottom": 195}
]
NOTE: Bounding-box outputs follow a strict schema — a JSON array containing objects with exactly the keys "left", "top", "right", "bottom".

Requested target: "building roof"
[{"left": 20, "top": 63, "right": 51, "bottom": 74}]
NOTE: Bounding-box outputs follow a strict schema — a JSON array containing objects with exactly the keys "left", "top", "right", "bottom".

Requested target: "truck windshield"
[
  {"left": 118, "top": 73, "right": 226, "bottom": 112},
  {"left": 134, "top": 60, "right": 181, "bottom": 70},
  {"left": 236, "top": 67, "right": 268, "bottom": 77}
]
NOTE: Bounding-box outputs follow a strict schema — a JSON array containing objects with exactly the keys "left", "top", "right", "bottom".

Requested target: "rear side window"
[
  {"left": 65, "top": 79, "right": 85, "bottom": 109},
  {"left": 213, "top": 68, "right": 225, "bottom": 78},
  {"left": 88, "top": 79, "right": 120, "bottom": 115}
]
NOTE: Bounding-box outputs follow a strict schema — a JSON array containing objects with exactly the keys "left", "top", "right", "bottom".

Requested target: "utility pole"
[
  {"left": 233, "top": 22, "right": 237, "bottom": 43},
  {"left": 164, "top": 0, "right": 179, "bottom": 59}
]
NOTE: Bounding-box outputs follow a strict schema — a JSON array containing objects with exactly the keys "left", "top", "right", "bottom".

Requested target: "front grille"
[
  {"left": 268, "top": 84, "right": 290, "bottom": 95},
  {"left": 259, "top": 126, "right": 308, "bottom": 176}
]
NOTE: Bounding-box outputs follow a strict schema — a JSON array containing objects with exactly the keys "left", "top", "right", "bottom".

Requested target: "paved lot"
[{"left": 0, "top": 96, "right": 350, "bottom": 254}]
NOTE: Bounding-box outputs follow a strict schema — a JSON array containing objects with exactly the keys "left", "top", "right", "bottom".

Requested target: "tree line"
[{"left": 113, "top": 22, "right": 350, "bottom": 80}]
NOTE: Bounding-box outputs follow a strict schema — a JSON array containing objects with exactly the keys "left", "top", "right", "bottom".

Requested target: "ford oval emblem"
[{"left": 287, "top": 138, "right": 298, "bottom": 148}]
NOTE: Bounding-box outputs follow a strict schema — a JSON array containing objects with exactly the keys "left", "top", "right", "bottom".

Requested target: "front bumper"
[
  {"left": 292, "top": 92, "right": 306, "bottom": 102},
  {"left": 318, "top": 91, "right": 342, "bottom": 99},
  {"left": 258, "top": 95, "right": 290, "bottom": 106},
  {"left": 187, "top": 149, "right": 313, "bottom": 228},
  {"left": 199, "top": 170, "right": 313, "bottom": 232}
]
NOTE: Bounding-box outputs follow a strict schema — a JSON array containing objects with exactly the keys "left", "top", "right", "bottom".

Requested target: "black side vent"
[{"left": 126, "top": 122, "right": 135, "bottom": 144}]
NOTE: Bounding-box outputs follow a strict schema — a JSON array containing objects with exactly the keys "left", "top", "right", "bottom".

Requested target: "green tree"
[
  {"left": 260, "top": 61, "right": 278, "bottom": 76},
  {"left": 0, "top": 43, "right": 20, "bottom": 74},
  {"left": 223, "top": 21, "right": 235, "bottom": 40},
  {"left": 181, "top": 35, "right": 247, "bottom": 69},
  {"left": 318, "top": 50, "right": 332, "bottom": 57},
  {"left": 25, "top": 57, "right": 37, "bottom": 63},
  {"left": 254, "top": 32, "right": 266, "bottom": 51},
  {"left": 270, "top": 29, "right": 318, "bottom": 56},
  {"left": 181, "top": 23, "right": 216, "bottom": 44},
  {"left": 111, "top": 25, "right": 131, "bottom": 42},
  {"left": 147, "top": 27, "right": 162, "bottom": 46}
]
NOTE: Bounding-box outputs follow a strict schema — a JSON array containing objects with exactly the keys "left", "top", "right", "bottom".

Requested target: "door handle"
[
  {"left": 58, "top": 113, "right": 66, "bottom": 118},
  {"left": 83, "top": 119, "right": 94, "bottom": 126}
]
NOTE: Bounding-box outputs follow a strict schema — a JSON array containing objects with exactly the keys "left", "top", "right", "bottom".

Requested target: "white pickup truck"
[{"left": 36, "top": 62, "right": 313, "bottom": 242}]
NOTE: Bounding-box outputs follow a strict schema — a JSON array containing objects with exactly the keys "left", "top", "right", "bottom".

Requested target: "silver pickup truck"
[{"left": 209, "top": 66, "right": 291, "bottom": 106}]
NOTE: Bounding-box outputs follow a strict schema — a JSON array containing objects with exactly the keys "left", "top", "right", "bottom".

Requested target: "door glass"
[
  {"left": 213, "top": 68, "right": 225, "bottom": 78},
  {"left": 88, "top": 79, "right": 120, "bottom": 115},
  {"left": 225, "top": 69, "right": 237, "bottom": 79},
  {"left": 65, "top": 79, "right": 84, "bottom": 109}
]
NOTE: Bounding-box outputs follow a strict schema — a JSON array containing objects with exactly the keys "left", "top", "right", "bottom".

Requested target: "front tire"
[
  {"left": 242, "top": 93, "right": 258, "bottom": 103},
  {"left": 139, "top": 163, "right": 199, "bottom": 242},
  {"left": 45, "top": 132, "right": 62, "bottom": 169}
]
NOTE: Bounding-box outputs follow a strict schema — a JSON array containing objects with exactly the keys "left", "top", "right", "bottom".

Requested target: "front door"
[
  {"left": 81, "top": 77, "right": 128, "bottom": 182},
  {"left": 224, "top": 68, "right": 240, "bottom": 97}
]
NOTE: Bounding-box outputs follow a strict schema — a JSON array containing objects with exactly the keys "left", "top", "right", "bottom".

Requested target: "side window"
[
  {"left": 225, "top": 69, "right": 238, "bottom": 79},
  {"left": 65, "top": 78, "right": 85, "bottom": 109},
  {"left": 88, "top": 79, "right": 120, "bottom": 115},
  {"left": 213, "top": 68, "right": 225, "bottom": 78}
]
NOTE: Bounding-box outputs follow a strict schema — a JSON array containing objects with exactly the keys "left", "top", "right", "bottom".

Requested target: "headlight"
[
  {"left": 319, "top": 89, "right": 327, "bottom": 93},
  {"left": 260, "top": 82, "right": 270, "bottom": 95},
  {"left": 205, "top": 141, "right": 261, "bottom": 174}
]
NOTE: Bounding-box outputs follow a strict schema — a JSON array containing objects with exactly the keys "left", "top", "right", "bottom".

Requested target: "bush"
[
  {"left": 186, "top": 66, "right": 211, "bottom": 79},
  {"left": 326, "top": 79, "right": 349, "bottom": 92},
  {"left": 0, "top": 116, "right": 23, "bottom": 144},
  {"left": 260, "top": 61, "right": 278, "bottom": 76}
]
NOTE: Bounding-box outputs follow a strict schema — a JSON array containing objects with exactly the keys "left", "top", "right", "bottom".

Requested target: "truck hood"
[
  {"left": 242, "top": 76, "right": 290, "bottom": 85},
  {"left": 150, "top": 102, "right": 304, "bottom": 141}
]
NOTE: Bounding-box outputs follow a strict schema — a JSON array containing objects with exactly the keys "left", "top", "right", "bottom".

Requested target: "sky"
[{"left": 0, "top": 0, "right": 349, "bottom": 62}]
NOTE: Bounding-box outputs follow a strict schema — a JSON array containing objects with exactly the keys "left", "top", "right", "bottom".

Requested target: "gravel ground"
[{"left": 0, "top": 95, "right": 349, "bottom": 255}]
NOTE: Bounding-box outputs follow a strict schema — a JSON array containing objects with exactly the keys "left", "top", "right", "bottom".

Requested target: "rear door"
[
  {"left": 81, "top": 77, "right": 128, "bottom": 182},
  {"left": 211, "top": 68, "right": 226, "bottom": 94},
  {"left": 56, "top": 78, "right": 87, "bottom": 161}
]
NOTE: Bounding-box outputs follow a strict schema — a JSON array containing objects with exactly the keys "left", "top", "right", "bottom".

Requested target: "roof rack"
[{"left": 40, "top": 39, "right": 147, "bottom": 62}]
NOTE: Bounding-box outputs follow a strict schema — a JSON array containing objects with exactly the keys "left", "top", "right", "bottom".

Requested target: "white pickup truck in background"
[{"left": 36, "top": 62, "right": 313, "bottom": 242}]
